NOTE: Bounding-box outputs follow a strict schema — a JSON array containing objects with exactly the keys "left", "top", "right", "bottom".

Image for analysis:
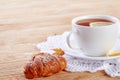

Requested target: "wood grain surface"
[{"left": 0, "top": 0, "right": 120, "bottom": 80}]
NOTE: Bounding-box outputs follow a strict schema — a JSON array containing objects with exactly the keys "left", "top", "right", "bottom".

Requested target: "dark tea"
[{"left": 76, "top": 19, "right": 113, "bottom": 26}]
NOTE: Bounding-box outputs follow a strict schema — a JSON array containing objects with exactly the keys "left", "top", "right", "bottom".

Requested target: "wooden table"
[{"left": 0, "top": 0, "right": 120, "bottom": 80}]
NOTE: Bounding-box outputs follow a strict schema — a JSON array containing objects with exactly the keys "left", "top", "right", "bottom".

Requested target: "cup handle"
[{"left": 66, "top": 31, "right": 81, "bottom": 50}]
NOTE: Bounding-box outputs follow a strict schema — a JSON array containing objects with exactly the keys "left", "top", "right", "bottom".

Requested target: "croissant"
[{"left": 24, "top": 48, "right": 66, "bottom": 79}]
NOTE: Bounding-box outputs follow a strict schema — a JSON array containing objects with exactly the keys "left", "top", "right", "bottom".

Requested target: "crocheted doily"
[{"left": 37, "top": 32, "right": 120, "bottom": 77}]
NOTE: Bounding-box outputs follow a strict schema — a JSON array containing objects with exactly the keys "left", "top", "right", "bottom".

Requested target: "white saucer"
[{"left": 64, "top": 32, "right": 120, "bottom": 60}]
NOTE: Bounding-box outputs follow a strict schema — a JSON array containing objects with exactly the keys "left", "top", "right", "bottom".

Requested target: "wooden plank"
[{"left": 0, "top": 0, "right": 120, "bottom": 80}]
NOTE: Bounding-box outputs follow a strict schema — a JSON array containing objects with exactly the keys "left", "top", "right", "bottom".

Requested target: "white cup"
[{"left": 66, "top": 15, "right": 120, "bottom": 57}]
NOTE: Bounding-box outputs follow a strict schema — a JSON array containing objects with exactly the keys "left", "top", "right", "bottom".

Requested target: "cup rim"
[{"left": 72, "top": 15, "right": 120, "bottom": 29}]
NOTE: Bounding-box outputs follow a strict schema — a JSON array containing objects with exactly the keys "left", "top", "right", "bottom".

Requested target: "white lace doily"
[{"left": 37, "top": 32, "right": 120, "bottom": 77}]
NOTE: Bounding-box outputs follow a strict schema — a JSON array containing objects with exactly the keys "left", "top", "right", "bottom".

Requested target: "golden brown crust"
[
  {"left": 24, "top": 61, "right": 35, "bottom": 79},
  {"left": 34, "top": 57, "right": 43, "bottom": 77},
  {"left": 57, "top": 56, "right": 67, "bottom": 70},
  {"left": 24, "top": 52, "right": 66, "bottom": 79}
]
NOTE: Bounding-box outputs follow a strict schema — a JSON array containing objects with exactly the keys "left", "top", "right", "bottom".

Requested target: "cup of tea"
[{"left": 66, "top": 15, "right": 120, "bottom": 57}]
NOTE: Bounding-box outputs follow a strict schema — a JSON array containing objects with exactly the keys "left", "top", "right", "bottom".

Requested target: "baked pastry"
[{"left": 24, "top": 48, "right": 66, "bottom": 79}]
